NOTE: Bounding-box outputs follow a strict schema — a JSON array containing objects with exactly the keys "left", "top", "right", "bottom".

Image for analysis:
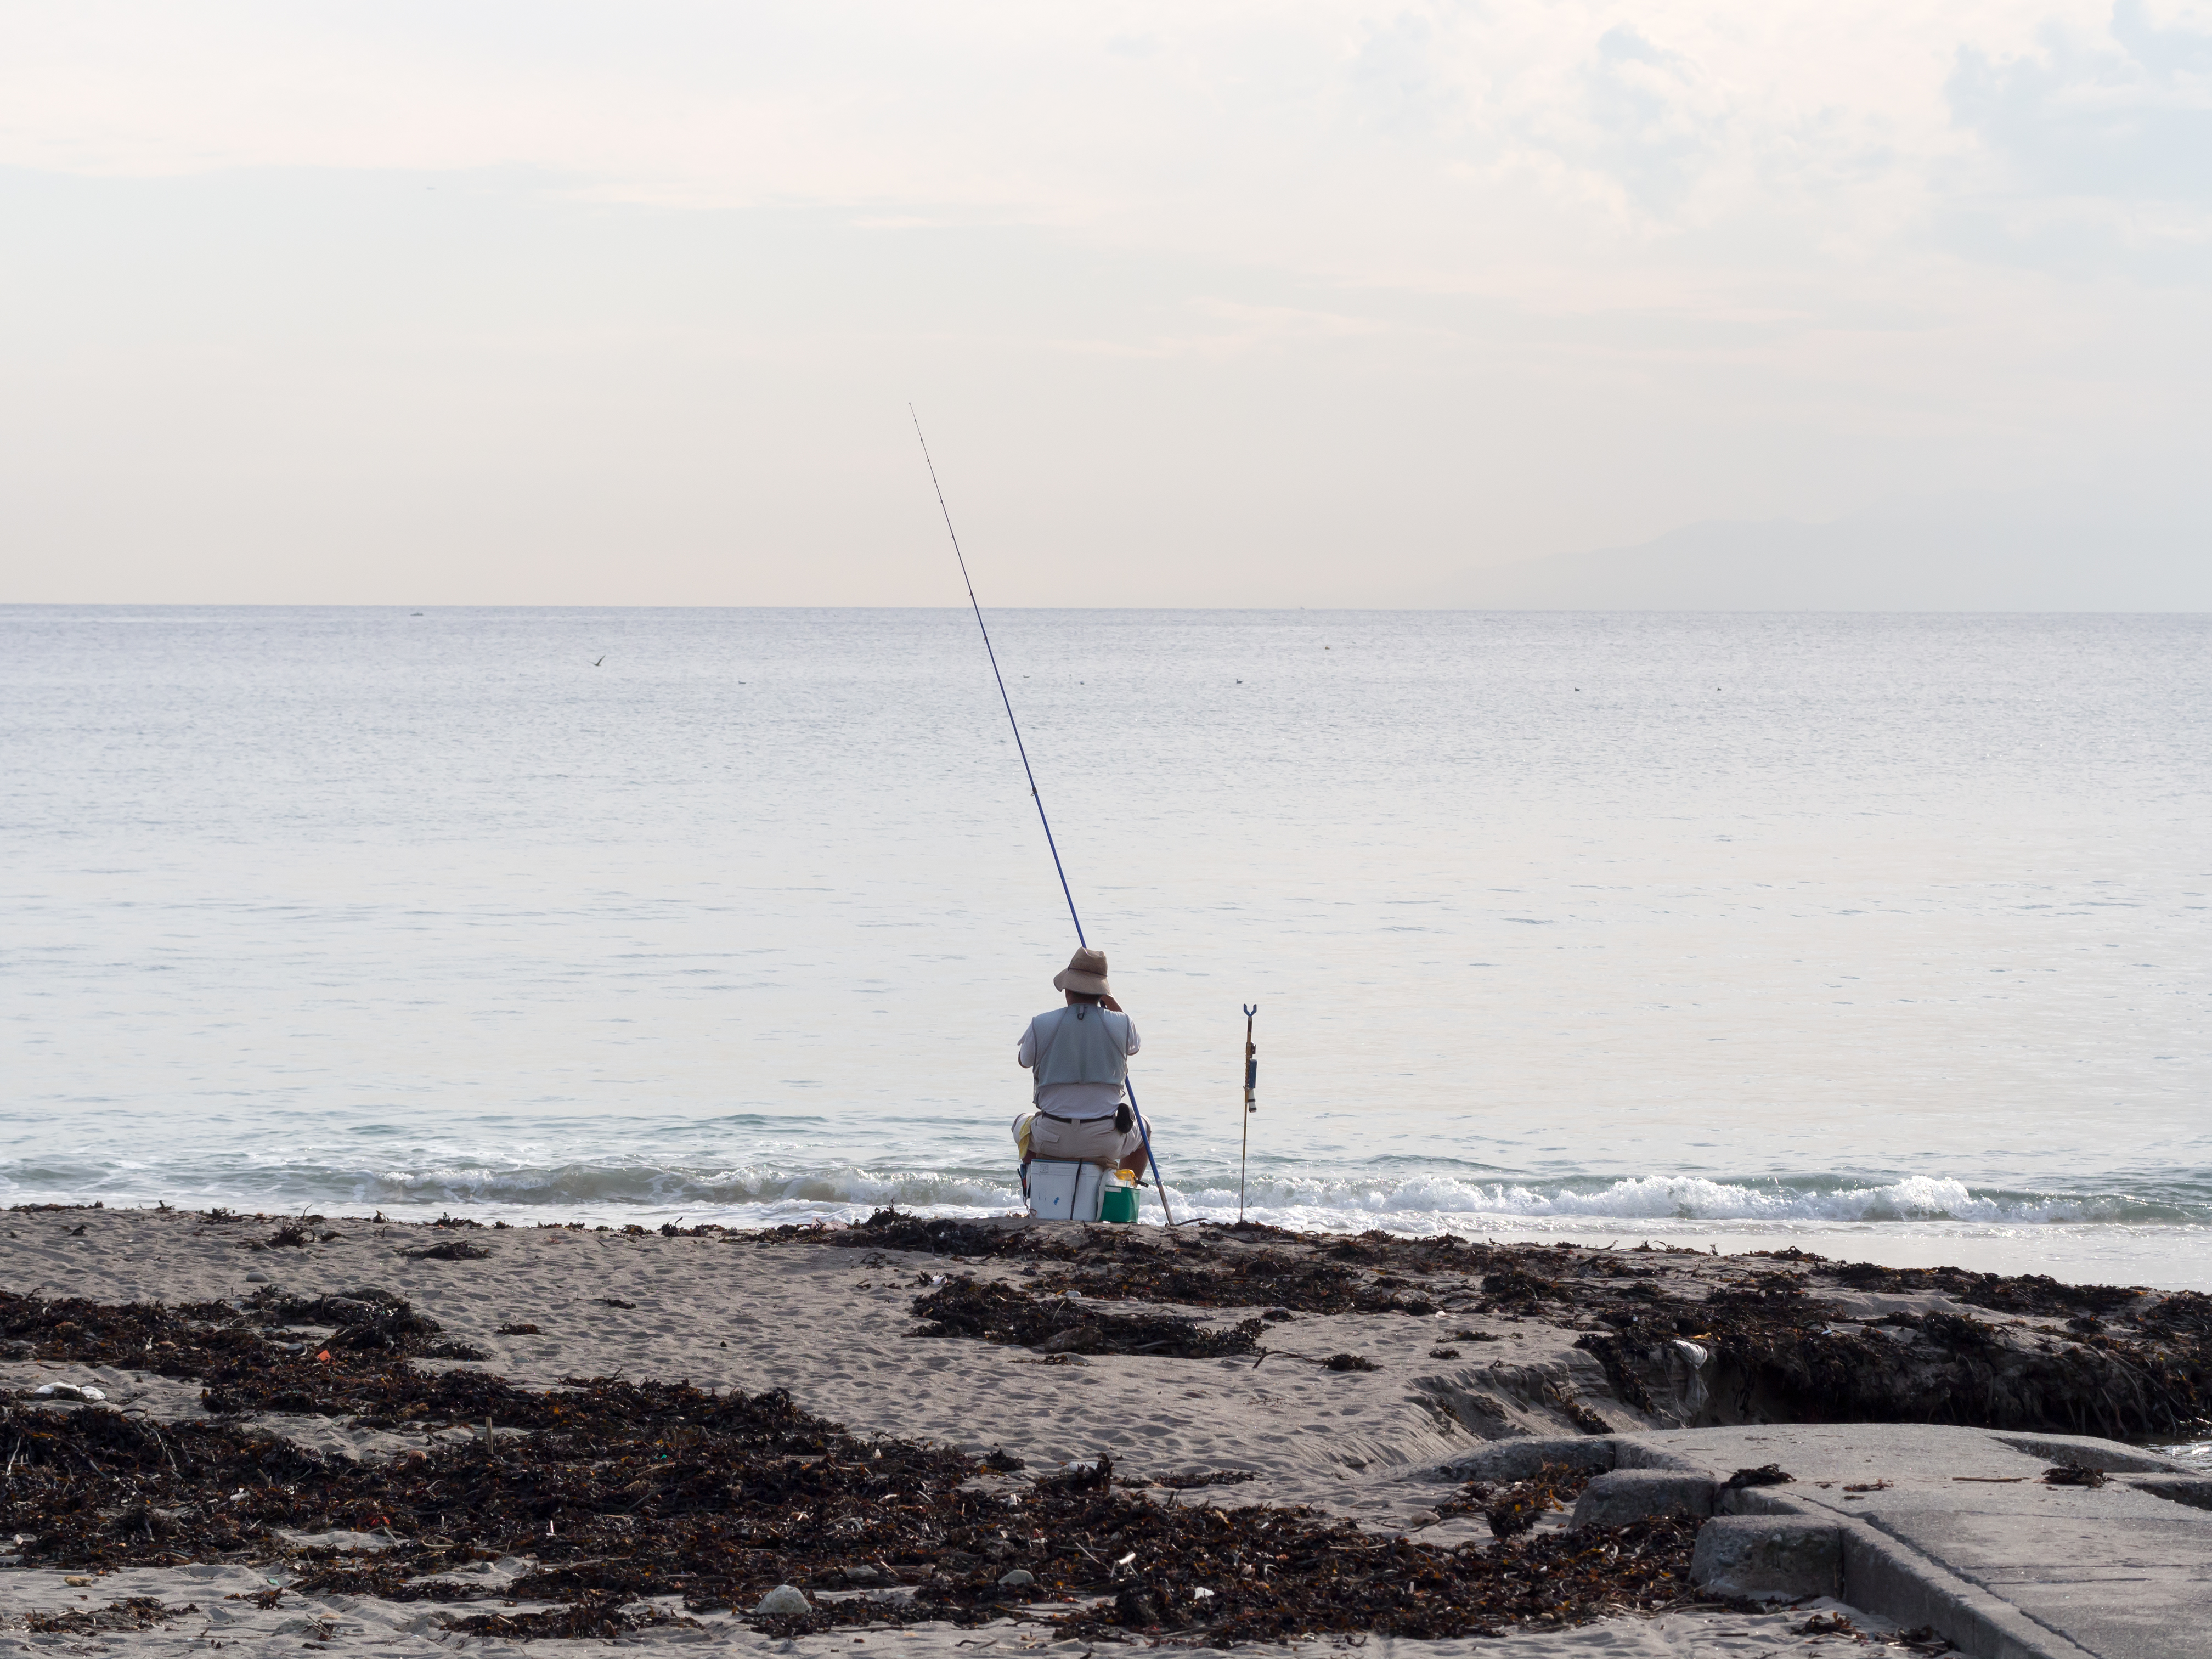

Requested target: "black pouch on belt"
[{"left": 1114, "top": 1103, "right": 1133, "bottom": 1135}]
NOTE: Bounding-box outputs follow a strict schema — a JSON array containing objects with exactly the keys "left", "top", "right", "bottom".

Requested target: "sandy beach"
[{"left": 7, "top": 1204, "right": 2206, "bottom": 1655}]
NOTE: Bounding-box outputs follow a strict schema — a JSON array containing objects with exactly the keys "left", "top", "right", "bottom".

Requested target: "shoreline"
[
  {"left": 5, "top": 1205, "right": 2209, "bottom": 1653},
  {"left": 10, "top": 1195, "right": 2209, "bottom": 1294}
]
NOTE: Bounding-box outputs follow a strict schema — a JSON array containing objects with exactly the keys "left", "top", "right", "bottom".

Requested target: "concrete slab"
[
  {"left": 1571, "top": 1469, "right": 1716, "bottom": 1528},
  {"left": 1419, "top": 1424, "right": 2209, "bottom": 1658},
  {"left": 1691, "top": 1515, "right": 1843, "bottom": 1600},
  {"left": 1626, "top": 1425, "right": 2208, "bottom": 1659}
]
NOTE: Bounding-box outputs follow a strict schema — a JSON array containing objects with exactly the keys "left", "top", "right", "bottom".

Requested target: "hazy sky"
[{"left": 4, "top": 1, "right": 2210, "bottom": 605}]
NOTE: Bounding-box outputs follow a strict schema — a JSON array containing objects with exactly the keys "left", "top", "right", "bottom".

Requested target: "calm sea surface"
[{"left": 3, "top": 608, "right": 2207, "bottom": 1286}]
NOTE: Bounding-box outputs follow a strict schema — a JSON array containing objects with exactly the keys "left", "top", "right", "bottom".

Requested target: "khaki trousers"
[{"left": 1028, "top": 1111, "right": 1141, "bottom": 1169}]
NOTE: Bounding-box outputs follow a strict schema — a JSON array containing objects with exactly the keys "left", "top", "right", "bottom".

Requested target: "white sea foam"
[
  {"left": 4, "top": 1157, "right": 2188, "bottom": 1229},
  {"left": 13, "top": 1149, "right": 2210, "bottom": 1284},
  {"left": 1171, "top": 1172, "right": 2174, "bottom": 1226}
]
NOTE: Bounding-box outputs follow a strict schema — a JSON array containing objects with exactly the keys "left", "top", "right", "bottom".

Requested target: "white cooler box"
[{"left": 1027, "top": 1158, "right": 1104, "bottom": 1222}]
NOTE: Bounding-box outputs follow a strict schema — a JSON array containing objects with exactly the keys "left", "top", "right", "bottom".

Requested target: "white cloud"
[
  {"left": 1, "top": 2, "right": 2208, "bottom": 603},
  {"left": 3, "top": 3, "right": 2192, "bottom": 266}
]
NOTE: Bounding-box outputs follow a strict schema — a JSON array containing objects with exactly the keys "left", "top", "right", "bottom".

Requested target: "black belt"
[{"left": 1036, "top": 1109, "right": 1118, "bottom": 1124}]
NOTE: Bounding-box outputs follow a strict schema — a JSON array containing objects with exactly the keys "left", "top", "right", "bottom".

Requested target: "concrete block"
[
  {"left": 1612, "top": 1437, "right": 1717, "bottom": 1472},
  {"left": 1691, "top": 1515, "right": 1843, "bottom": 1602},
  {"left": 1991, "top": 1434, "right": 2192, "bottom": 1475},
  {"left": 1430, "top": 1436, "right": 1617, "bottom": 1484},
  {"left": 1832, "top": 1523, "right": 2098, "bottom": 1659},
  {"left": 2128, "top": 1476, "right": 2212, "bottom": 1512},
  {"left": 1571, "top": 1469, "right": 1717, "bottom": 1529}
]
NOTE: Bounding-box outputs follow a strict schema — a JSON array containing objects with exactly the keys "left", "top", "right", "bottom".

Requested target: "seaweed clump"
[
  {"left": 0, "top": 1288, "right": 1706, "bottom": 1645},
  {"left": 1824, "top": 1262, "right": 2146, "bottom": 1320},
  {"left": 1572, "top": 1267, "right": 2211, "bottom": 1440},
  {"left": 910, "top": 1278, "right": 1262, "bottom": 1359},
  {"left": 1064, "top": 1513, "right": 1699, "bottom": 1642},
  {"left": 1034, "top": 1251, "right": 1442, "bottom": 1316},
  {"left": 808, "top": 1215, "right": 2212, "bottom": 1442},
  {"left": 24, "top": 1598, "right": 201, "bottom": 1634}
]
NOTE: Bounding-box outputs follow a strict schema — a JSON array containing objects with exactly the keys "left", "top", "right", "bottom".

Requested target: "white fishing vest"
[{"left": 1026, "top": 1005, "right": 1132, "bottom": 1105}]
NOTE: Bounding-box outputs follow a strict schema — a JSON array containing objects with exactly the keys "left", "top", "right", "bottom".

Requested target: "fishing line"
[{"left": 910, "top": 407, "right": 1178, "bottom": 1226}]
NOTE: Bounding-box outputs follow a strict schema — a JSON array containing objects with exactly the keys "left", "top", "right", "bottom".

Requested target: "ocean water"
[{"left": 4, "top": 607, "right": 2208, "bottom": 1288}]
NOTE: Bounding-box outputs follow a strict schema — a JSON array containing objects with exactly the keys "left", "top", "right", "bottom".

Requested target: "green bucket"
[{"left": 1098, "top": 1184, "right": 1139, "bottom": 1224}]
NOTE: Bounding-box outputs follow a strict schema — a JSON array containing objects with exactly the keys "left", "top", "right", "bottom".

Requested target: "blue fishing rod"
[{"left": 911, "top": 407, "right": 1180, "bottom": 1227}]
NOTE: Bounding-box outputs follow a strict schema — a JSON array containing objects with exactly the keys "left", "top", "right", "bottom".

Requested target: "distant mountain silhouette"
[{"left": 1446, "top": 501, "right": 2212, "bottom": 610}]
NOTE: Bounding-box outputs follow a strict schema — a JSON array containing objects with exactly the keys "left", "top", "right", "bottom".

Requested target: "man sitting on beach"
[{"left": 1014, "top": 947, "right": 1149, "bottom": 1181}]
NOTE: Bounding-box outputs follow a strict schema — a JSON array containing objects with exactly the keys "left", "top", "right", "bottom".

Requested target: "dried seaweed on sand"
[
  {"left": 910, "top": 1278, "right": 1262, "bottom": 1359},
  {"left": 0, "top": 1288, "right": 1699, "bottom": 1645}
]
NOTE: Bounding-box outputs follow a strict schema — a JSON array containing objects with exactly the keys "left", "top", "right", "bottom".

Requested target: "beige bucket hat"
[{"left": 1052, "top": 946, "right": 1112, "bottom": 996}]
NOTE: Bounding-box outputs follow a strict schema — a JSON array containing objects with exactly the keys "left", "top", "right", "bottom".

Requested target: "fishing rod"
[{"left": 910, "top": 407, "right": 1179, "bottom": 1227}]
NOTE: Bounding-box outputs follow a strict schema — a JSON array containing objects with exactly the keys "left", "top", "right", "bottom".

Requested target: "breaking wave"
[
  {"left": 1194, "top": 1172, "right": 2204, "bottom": 1227},
  {"left": 4, "top": 1155, "right": 2204, "bottom": 1231}
]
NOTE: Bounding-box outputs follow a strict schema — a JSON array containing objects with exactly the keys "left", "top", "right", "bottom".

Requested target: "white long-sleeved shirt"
[{"left": 1018, "top": 1009, "right": 1141, "bottom": 1120}]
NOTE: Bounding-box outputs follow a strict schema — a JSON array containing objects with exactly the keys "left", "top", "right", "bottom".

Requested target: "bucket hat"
[{"left": 1052, "top": 947, "right": 1112, "bottom": 996}]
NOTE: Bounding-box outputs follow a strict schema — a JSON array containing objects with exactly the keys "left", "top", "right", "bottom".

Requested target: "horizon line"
[{"left": 4, "top": 602, "right": 2209, "bottom": 617}]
